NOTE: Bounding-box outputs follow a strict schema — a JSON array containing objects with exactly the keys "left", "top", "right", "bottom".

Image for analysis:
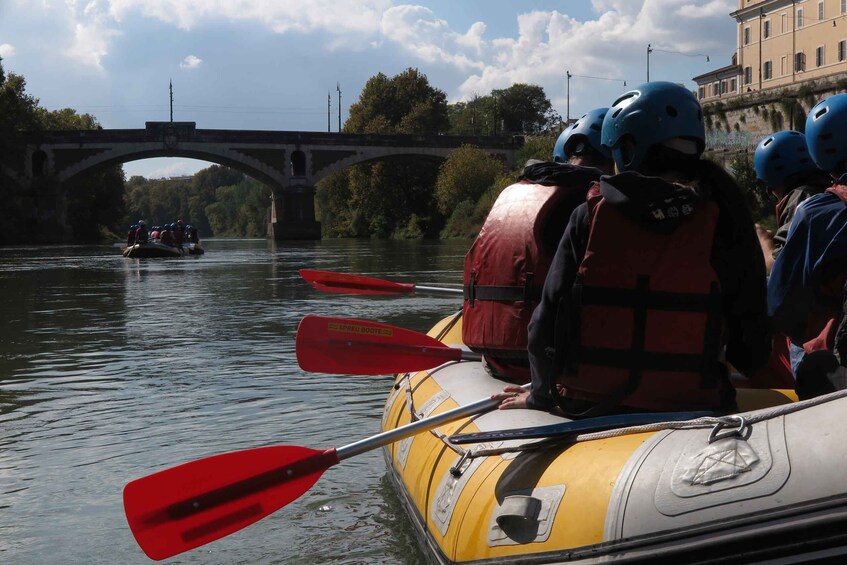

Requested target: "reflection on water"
[{"left": 0, "top": 239, "right": 467, "bottom": 564}]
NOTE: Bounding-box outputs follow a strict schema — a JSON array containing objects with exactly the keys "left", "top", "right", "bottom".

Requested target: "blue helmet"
[
  {"left": 754, "top": 130, "right": 816, "bottom": 187},
  {"left": 601, "top": 81, "right": 705, "bottom": 172},
  {"left": 805, "top": 93, "right": 847, "bottom": 172},
  {"left": 553, "top": 107, "right": 611, "bottom": 163}
]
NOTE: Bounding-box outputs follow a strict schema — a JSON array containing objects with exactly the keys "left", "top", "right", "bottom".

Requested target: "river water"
[{"left": 0, "top": 238, "right": 470, "bottom": 564}]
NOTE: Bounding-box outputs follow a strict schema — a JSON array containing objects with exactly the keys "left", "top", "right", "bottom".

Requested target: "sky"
[{"left": 0, "top": 0, "right": 736, "bottom": 179}]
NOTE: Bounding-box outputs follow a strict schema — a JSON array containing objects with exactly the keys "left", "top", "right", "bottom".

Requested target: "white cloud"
[
  {"left": 0, "top": 44, "right": 16, "bottom": 58},
  {"left": 380, "top": 5, "right": 485, "bottom": 71},
  {"left": 179, "top": 54, "right": 202, "bottom": 69},
  {"left": 106, "top": 0, "right": 391, "bottom": 35}
]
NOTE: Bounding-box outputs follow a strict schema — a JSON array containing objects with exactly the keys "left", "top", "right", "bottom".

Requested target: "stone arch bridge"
[{"left": 5, "top": 122, "right": 522, "bottom": 240}]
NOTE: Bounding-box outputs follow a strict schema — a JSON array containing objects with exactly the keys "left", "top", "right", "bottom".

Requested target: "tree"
[
  {"left": 345, "top": 68, "right": 449, "bottom": 134},
  {"left": 435, "top": 145, "right": 504, "bottom": 215},
  {"left": 492, "top": 84, "right": 560, "bottom": 135},
  {"left": 327, "top": 69, "right": 449, "bottom": 237}
]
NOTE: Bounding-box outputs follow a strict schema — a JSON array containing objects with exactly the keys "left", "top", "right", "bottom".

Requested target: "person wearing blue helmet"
[
  {"left": 134, "top": 220, "right": 149, "bottom": 245},
  {"left": 496, "top": 82, "right": 769, "bottom": 415},
  {"left": 551, "top": 107, "right": 613, "bottom": 170},
  {"left": 465, "top": 109, "right": 613, "bottom": 385},
  {"left": 753, "top": 131, "right": 828, "bottom": 273},
  {"left": 768, "top": 93, "right": 847, "bottom": 398},
  {"left": 159, "top": 222, "right": 175, "bottom": 246}
]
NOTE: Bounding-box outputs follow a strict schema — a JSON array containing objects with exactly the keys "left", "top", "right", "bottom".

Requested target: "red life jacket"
[
  {"left": 802, "top": 184, "right": 847, "bottom": 355},
  {"left": 462, "top": 179, "right": 588, "bottom": 381},
  {"left": 557, "top": 185, "right": 726, "bottom": 412}
]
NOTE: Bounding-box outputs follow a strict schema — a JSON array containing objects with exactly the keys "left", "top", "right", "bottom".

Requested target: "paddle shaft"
[
  {"left": 337, "top": 382, "right": 529, "bottom": 460},
  {"left": 299, "top": 269, "right": 462, "bottom": 296},
  {"left": 414, "top": 285, "right": 463, "bottom": 295}
]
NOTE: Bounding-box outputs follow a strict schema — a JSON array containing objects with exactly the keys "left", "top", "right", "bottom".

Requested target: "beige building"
[{"left": 696, "top": 0, "right": 847, "bottom": 101}]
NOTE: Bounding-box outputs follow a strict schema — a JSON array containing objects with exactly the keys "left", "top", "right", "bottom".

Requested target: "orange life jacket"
[
  {"left": 557, "top": 185, "right": 727, "bottom": 412},
  {"left": 462, "top": 179, "right": 589, "bottom": 381}
]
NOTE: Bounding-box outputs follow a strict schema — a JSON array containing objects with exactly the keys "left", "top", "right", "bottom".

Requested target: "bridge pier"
[{"left": 268, "top": 186, "right": 321, "bottom": 240}]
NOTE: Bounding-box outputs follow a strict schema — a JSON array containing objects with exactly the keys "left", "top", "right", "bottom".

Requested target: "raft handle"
[
  {"left": 708, "top": 415, "right": 748, "bottom": 444},
  {"left": 495, "top": 495, "right": 541, "bottom": 529}
]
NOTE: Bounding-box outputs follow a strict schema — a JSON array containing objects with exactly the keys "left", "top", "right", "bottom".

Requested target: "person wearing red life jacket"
[
  {"left": 495, "top": 82, "right": 770, "bottom": 416},
  {"left": 160, "top": 224, "right": 175, "bottom": 246},
  {"left": 134, "top": 220, "right": 149, "bottom": 245},
  {"left": 462, "top": 108, "right": 614, "bottom": 383},
  {"left": 747, "top": 131, "right": 828, "bottom": 389},
  {"left": 126, "top": 224, "right": 138, "bottom": 246},
  {"left": 769, "top": 93, "right": 847, "bottom": 399}
]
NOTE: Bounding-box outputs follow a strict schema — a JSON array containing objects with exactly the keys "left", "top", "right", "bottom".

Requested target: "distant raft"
[
  {"left": 382, "top": 314, "right": 847, "bottom": 564},
  {"left": 121, "top": 242, "right": 204, "bottom": 258}
]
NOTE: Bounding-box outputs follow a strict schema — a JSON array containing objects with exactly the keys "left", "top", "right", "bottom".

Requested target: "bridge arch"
[{"left": 14, "top": 122, "right": 522, "bottom": 240}]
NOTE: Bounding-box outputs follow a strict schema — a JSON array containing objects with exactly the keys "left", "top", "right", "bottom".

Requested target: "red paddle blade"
[
  {"left": 299, "top": 269, "right": 416, "bottom": 295},
  {"left": 295, "top": 315, "right": 463, "bottom": 375},
  {"left": 124, "top": 445, "right": 339, "bottom": 561}
]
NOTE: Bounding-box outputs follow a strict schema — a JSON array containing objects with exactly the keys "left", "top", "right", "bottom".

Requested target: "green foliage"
[
  {"left": 122, "top": 165, "right": 255, "bottom": 237},
  {"left": 492, "top": 84, "right": 561, "bottom": 134},
  {"left": 729, "top": 153, "right": 772, "bottom": 219},
  {"left": 516, "top": 135, "right": 556, "bottom": 164},
  {"left": 447, "top": 85, "right": 559, "bottom": 136},
  {"left": 435, "top": 145, "right": 504, "bottom": 215},
  {"left": 344, "top": 68, "right": 449, "bottom": 134},
  {"left": 204, "top": 178, "right": 270, "bottom": 237}
]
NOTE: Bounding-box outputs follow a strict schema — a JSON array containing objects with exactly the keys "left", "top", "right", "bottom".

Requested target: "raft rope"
[{"left": 448, "top": 388, "right": 847, "bottom": 461}]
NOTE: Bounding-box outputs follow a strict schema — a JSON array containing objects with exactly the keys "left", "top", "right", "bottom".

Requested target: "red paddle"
[
  {"left": 124, "top": 385, "right": 525, "bottom": 560},
  {"left": 295, "top": 315, "right": 480, "bottom": 375},
  {"left": 299, "top": 269, "right": 463, "bottom": 296}
]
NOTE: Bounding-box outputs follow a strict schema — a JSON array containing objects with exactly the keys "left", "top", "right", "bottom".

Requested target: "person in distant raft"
[
  {"left": 462, "top": 108, "right": 614, "bottom": 383},
  {"left": 769, "top": 93, "right": 847, "bottom": 399},
  {"left": 748, "top": 131, "right": 827, "bottom": 389},
  {"left": 495, "top": 82, "right": 771, "bottom": 416},
  {"left": 135, "top": 220, "right": 149, "bottom": 245}
]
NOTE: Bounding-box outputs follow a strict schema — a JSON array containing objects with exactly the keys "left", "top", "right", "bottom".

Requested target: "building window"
[
  {"left": 795, "top": 51, "right": 806, "bottom": 72},
  {"left": 840, "top": 40, "right": 846, "bottom": 62},
  {"left": 782, "top": 13, "right": 787, "bottom": 33},
  {"left": 764, "top": 60, "right": 773, "bottom": 79},
  {"left": 699, "top": 86, "right": 705, "bottom": 99},
  {"left": 763, "top": 20, "right": 771, "bottom": 39},
  {"left": 819, "top": 1, "right": 825, "bottom": 21},
  {"left": 744, "top": 66, "right": 753, "bottom": 84},
  {"left": 798, "top": 8, "right": 804, "bottom": 28},
  {"left": 817, "top": 45, "right": 825, "bottom": 67},
  {"left": 781, "top": 55, "right": 787, "bottom": 75},
  {"left": 744, "top": 26, "right": 751, "bottom": 45},
  {"left": 730, "top": 78, "right": 737, "bottom": 92},
  {"left": 843, "top": 0, "right": 847, "bottom": 15}
]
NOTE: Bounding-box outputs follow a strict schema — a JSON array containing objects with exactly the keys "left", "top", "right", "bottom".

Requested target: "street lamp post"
[
  {"left": 566, "top": 73, "right": 627, "bottom": 122},
  {"left": 647, "top": 44, "right": 652, "bottom": 82},
  {"left": 646, "top": 45, "right": 710, "bottom": 83}
]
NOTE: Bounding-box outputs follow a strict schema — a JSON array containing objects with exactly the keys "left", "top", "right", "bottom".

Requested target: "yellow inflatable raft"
[{"left": 382, "top": 314, "right": 847, "bottom": 563}]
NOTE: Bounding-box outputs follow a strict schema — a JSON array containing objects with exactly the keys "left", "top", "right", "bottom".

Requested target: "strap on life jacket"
[{"left": 464, "top": 271, "right": 538, "bottom": 309}]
